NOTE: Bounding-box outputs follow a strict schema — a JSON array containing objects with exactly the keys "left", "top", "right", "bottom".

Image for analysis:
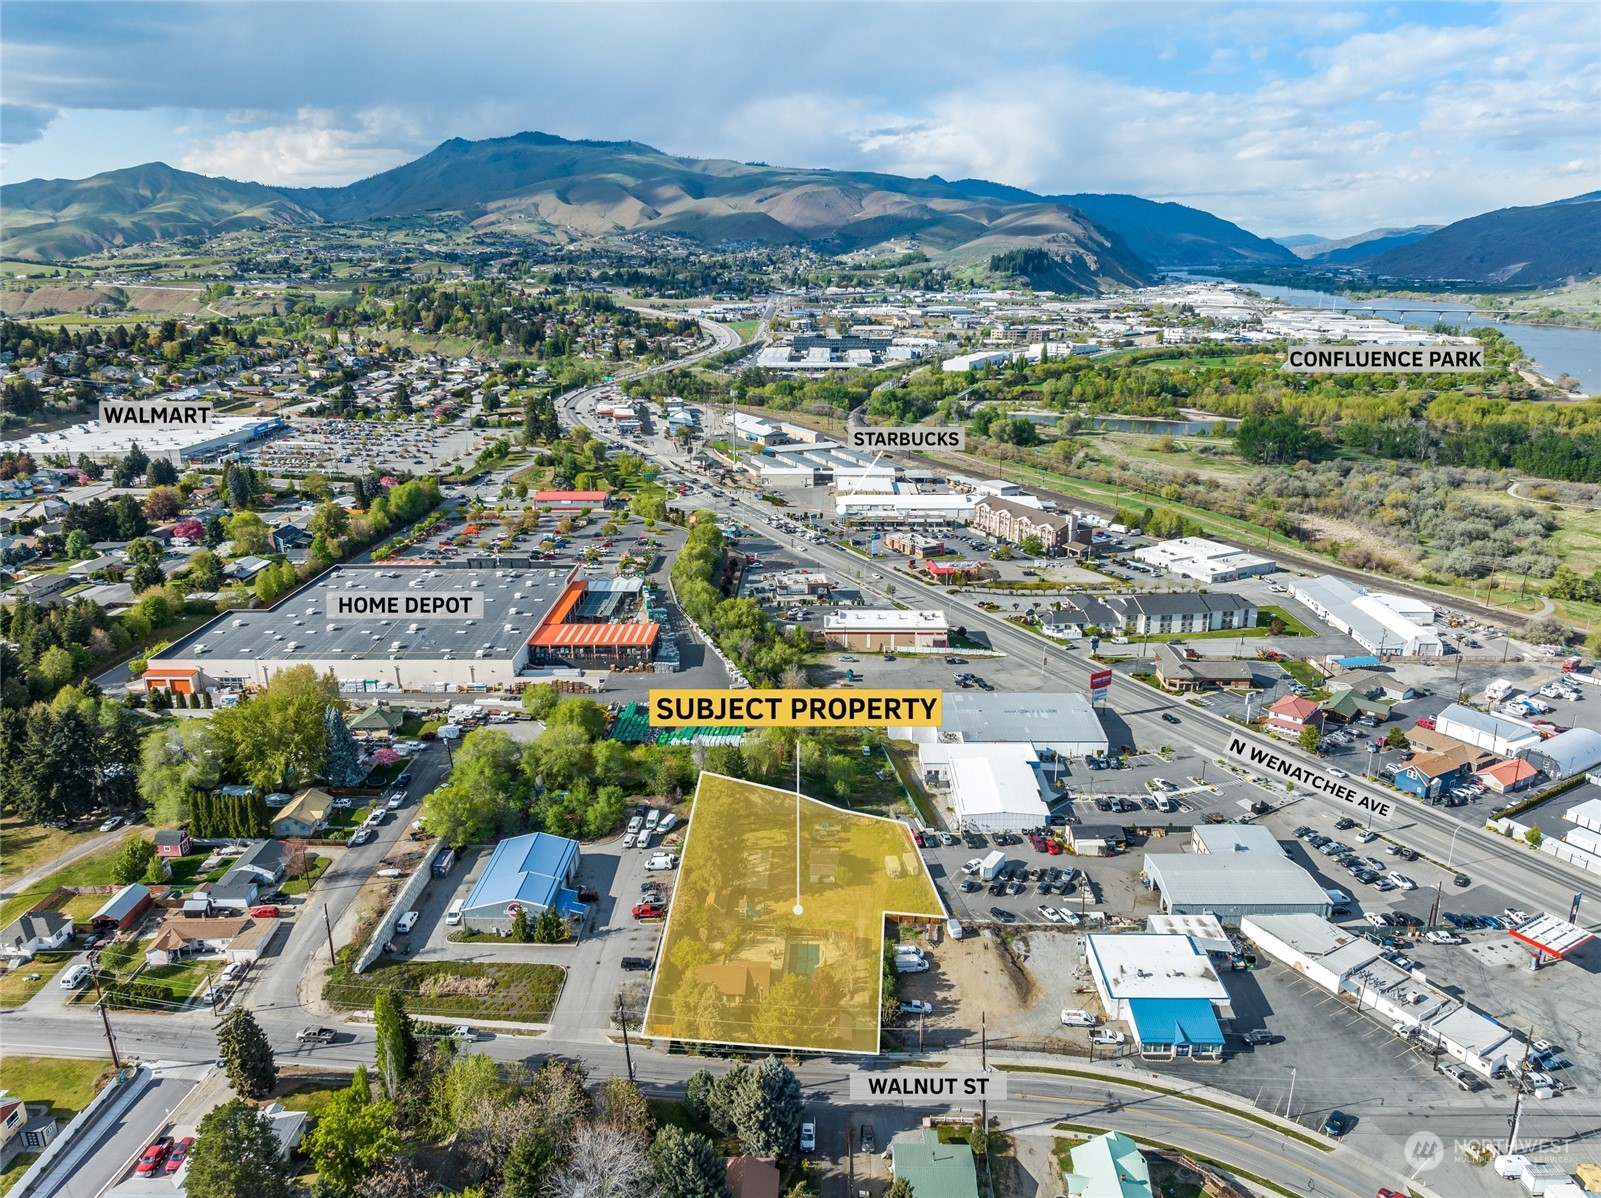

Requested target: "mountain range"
[
  {"left": 1277, "top": 226, "right": 1441, "bottom": 263},
  {"left": 2, "top": 131, "right": 1596, "bottom": 290}
]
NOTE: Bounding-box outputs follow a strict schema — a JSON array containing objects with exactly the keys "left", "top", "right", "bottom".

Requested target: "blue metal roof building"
[
  {"left": 461, "top": 832, "right": 585, "bottom": 930},
  {"left": 1127, "top": 998, "right": 1225, "bottom": 1060}
]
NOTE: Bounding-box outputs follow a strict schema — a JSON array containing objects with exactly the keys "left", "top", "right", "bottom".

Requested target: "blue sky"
[{"left": 2, "top": 2, "right": 1596, "bottom": 237}]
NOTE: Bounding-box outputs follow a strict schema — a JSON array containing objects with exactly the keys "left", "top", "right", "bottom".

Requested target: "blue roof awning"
[
  {"left": 1336, "top": 655, "right": 1381, "bottom": 668},
  {"left": 1128, "top": 998, "right": 1224, "bottom": 1047}
]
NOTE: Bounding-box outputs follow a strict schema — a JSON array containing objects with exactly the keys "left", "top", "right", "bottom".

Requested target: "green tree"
[
  {"left": 33, "top": 645, "right": 77, "bottom": 691},
  {"left": 884, "top": 1178, "right": 916, "bottom": 1198},
  {"left": 525, "top": 723, "right": 595, "bottom": 789},
  {"left": 64, "top": 529, "right": 93, "bottom": 559},
  {"left": 1385, "top": 727, "right": 1408, "bottom": 750},
  {"left": 501, "top": 1129, "right": 560, "bottom": 1198},
  {"left": 110, "top": 836, "right": 156, "bottom": 885},
  {"left": 303, "top": 1066, "right": 400, "bottom": 1192},
  {"left": 184, "top": 1099, "right": 290, "bottom": 1198},
  {"left": 225, "top": 511, "right": 270, "bottom": 557},
  {"left": 308, "top": 500, "right": 351, "bottom": 541},
  {"left": 374, "top": 990, "right": 418, "bottom": 1097},
  {"left": 727, "top": 1056, "right": 803, "bottom": 1158},
  {"left": 533, "top": 908, "right": 569, "bottom": 943},
  {"left": 325, "top": 705, "right": 365, "bottom": 787},
  {"left": 216, "top": 1007, "right": 277, "bottom": 1097},
  {"left": 521, "top": 682, "right": 560, "bottom": 719},
  {"left": 1525, "top": 824, "right": 1543, "bottom": 847},
  {"left": 648, "top": 1126, "right": 728, "bottom": 1198},
  {"left": 546, "top": 696, "right": 609, "bottom": 739},
  {"left": 684, "top": 1069, "right": 715, "bottom": 1124},
  {"left": 509, "top": 907, "right": 533, "bottom": 942},
  {"left": 211, "top": 665, "right": 340, "bottom": 789},
  {"left": 432, "top": 1052, "right": 504, "bottom": 1140},
  {"left": 138, "top": 718, "right": 224, "bottom": 826},
  {"left": 1298, "top": 724, "right": 1323, "bottom": 753}
]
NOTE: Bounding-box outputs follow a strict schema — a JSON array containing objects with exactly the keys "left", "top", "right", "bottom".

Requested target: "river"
[{"left": 1234, "top": 282, "right": 1601, "bottom": 394}]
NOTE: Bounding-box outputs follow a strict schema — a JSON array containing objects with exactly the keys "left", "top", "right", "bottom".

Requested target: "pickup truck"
[{"left": 297, "top": 1026, "right": 337, "bottom": 1043}]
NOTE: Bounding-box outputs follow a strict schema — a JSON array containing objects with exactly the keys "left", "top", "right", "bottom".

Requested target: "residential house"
[
  {"left": 154, "top": 829, "right": 192, "bottom": 859},
  {"left": 269, "top": 524, "right": 313, "bottom": 555},
  {"left": 1477, "top": 758, "right": 1539, "bottom": 794},
  {"left": 1320, "top": 686, "right": 1389, "bottom": 724},
  {"left": 270, "top": 789, "right": 333, "bottom": 838},
  {"left": 1151, "top": 644, "right": 1255, "bottom": 692},
  {"left": 0, "top": 912, "right": 74, "bottom": 959},
  {"left": 1063, "top": 1130, "right": 1153, "bottom": 1198},
  {"left": 348, "top": 704, "right": 406, "bottom": 738},
  {"left": 888, "top": 1128, "right": 979, "bottom": 1198},
  {"left": 144, "top": 916, "right": 279, "bottom": 966},
  {"left": 724, "top": 1156, "right": 781, "bottom": 1198},
  {"left": 1264, "top": 695, "right": 1323, "bottom": 737},
  {"left": 207, "top": 841, "right": 287, "bottom": 912},
  {"left": 224, "top": 555, "right": 273, "bottom": 581},
  {"left": 1392, "top": 748, "right": 1478, "bottom": 801},
  {"left": 1105, "top": 591, "right": 1257, "bottom": 637},
  {"left": 0, "top": 1093, "right": 59, "bottom": 1169}
]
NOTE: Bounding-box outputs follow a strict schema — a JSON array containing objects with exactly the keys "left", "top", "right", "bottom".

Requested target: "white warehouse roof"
[{"left": 823, "top": 609, "right": 948, "bottom": 633}]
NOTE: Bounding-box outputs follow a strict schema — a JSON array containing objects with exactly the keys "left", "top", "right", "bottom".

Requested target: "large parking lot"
[{"left": 247, "top": 416, "right": 489, "bottom": 475}]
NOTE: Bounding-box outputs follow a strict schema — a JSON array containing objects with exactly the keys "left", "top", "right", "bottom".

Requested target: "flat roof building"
[
  {"left": 461, "top": 832, "right": 585, "bottom": 932},
  {"left": 1084, "top": 933, "right": 1231, "bottom": 1060},
  {"left": 1290, "top": 575, "right": 1443, "bottom": 658},
  {"left": 822, "top": 608, "right": 948, "bottom": 650},
  {"left": 1134, "top": 537, "right": 1275, "bottom": 583},
  {"left": 0, "top": 413, "right": 286, "bottom": 464},
  {"left": 147, "top": 562, "right": 579, "bottom": 692},
  {"left": 891, "top": 690, "right": 1108, "bottom": 759},
  {"left": 1143, "top": 824, "right": 1331, "bottom": 923},
  {"left": 918, "top": 742, "right": 1050, "bottom": 832}
]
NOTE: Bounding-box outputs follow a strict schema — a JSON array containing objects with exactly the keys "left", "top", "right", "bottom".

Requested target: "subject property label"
[
  {"left": 848, "top": 1071, "right": 1007, "bottom": 1102},
  {"left": 1283, "top": 345, "right": 1483, "bottom": 373},
  {"left": 326, "top": 592, "right": 486, "bottom": 619},
  {"left": 650, "top": 688, "right": 942, "bottom": 727}
]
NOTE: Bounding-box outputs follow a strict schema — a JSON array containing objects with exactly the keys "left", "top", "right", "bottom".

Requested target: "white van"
[
  {"left": 1060, "top": 1009, "right": 1097, "bottom": 1027},
  {"left": 657, "top": 813, "right": 679, "bottom": 835},
  {"left": 645, "top": 809, "right": 661, "bottom": 831},
  {"left": 646, "top": 853, "right": 677, "bottom": 871},
  {"left": 445, "top": 899, "right": 465, "bottom": 926},
  {"left": 59, "top": 963, "right": 92, "bottom": 989},
  {"left": 946, "top": 918, "right": 965, "bottom": 941},
  {"left": 396, "top": 910, "right": 419, "bottom": 934}
]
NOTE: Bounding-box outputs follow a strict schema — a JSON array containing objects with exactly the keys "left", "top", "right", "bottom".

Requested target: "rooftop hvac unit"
[
  {"left": 326, "top": 624, "right": 338, "bottom": 632},
  {"left": 474, "top": 649, "right": 486, "bottom": 658}
]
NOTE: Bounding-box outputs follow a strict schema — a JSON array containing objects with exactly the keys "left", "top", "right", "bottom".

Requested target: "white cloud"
[{"left": 179, "top": 108, "right": 420, "bottom": 186}]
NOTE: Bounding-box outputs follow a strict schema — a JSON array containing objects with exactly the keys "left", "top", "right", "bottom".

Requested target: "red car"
[
  {"left": 1415, "top": 717, "right": 1436, "bottom": 730},
  {"left": 165, "top": 1136, "right": 194, "bottom": 1174},
  {"left": 632, "top": 902, "right": 666, "bottom": 920},
  {"left": 250, "top": 905, "right": 279, "bottom": 919},
  {"left": 910, "top": 830, "right": 925, "bottom": 847},
  {"left": 1045, "top": 840, "right": 1062, "bottom": 855},
  {"left": 1376, "top": 1190, "right": 1404, "bottom": 1198},
  {"left": 135, "top": 1137, "right": 173, "bottom": 1175}
]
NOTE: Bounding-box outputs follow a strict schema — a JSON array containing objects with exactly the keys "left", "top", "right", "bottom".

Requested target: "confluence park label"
[{"left": 650, "top": 689, "right": 941, "bottom": 727}]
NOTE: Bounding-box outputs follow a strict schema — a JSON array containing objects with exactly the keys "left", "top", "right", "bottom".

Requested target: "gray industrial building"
[
  {"left": 1142, "top": 824, "right": 1332, "bottom": 924},
  {"left": 147, "top": 562, "right": 578, "bottom": 692},
  {"left": 889, "top": 690, "right": 1109, "bottom": 759}
]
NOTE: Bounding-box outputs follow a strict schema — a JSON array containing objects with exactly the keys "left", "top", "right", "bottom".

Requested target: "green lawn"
[
  {"left": 322, "top": 959, "right": 565, "bottom": 1022},
  {"left": 0, "top": 817, "right": 100, "bottom": 891},
  {"left": 0, "top": 1057, "right": 114, "bottom": 1119},
  {"left": 1279, "top": 659, "right": 1325, "bottom": 689},
  {"left": 278, "top": 1079, "right": 350, "bottom": 1118},
  {"left": 0, "top": 953, "right": 72, "bottom": 1008},
  {"left": 138, "top": 961, "right": 218, "bottom": 1003},
  {"left": 1259, "top": 606, "right": 1316, "bottom": 637},
  {"left": 165, "top": 853, "right": 230, "bottom": 889},
  {"left": 278, "top": 854, "right": 329, "bottom": 896},
  {"left": 0, "top": 841, "right": 136, "bottom": 927},
  {"left": 0, "top": 1151, "right": 40, "bottom": 1196}
]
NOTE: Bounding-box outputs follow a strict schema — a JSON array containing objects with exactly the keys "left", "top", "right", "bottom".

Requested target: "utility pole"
[
  {"left": 323, "top": 905, "right": 337, "bottom": 966},
  {"left": 980, "top": 1011, "right": 988, "bottom": 1141},
  {"left": 617, "top": 995, "right": 635, "bottom": 1082},
  {"left": 86, "top": 953, "right": 122, "bottom": 1070}
]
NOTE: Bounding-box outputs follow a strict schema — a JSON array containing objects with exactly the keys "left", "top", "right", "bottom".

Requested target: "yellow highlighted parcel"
[
  {"left": 643, "top": 773, "right": 945, "bottom": 1054},
  {"left": 649, "top": 689, "right": 942, "bottom": 727}
]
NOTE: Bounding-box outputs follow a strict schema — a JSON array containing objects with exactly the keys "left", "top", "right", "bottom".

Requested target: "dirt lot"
[{"left": 894, "top": 927, "right": 1120, "bottom": 1055}]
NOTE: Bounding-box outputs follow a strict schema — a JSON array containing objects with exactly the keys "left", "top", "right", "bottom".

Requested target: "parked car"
[
  {"left": 349, "top": 828, "right": 376, "bottom": 846},
  {"left": 799, "top": 1122, "right": 816, "bottom": 1153},
  {"left": 164, "top": 1137, "right": 193, "bottom": 1175},
  {"left": 297, "top": 1026, "right": 337, "bottom": 1043},
  {"left": 1089, "top": 1029, "right": 1125, "bottom": 1045},
  {"left": 632, "top": 902, "right": 666, "bottom": 919},
  {"left": 621, "top": 957, "right": 654, "bottom": 972},
  {"left": 1060, "top": 1009, "right": 1097, "bottom": 1027},
  {"left": 989, "top": 907, "right": 1017, "bottom": 924},
  {"left": 898, "top": 1000, "right": 932, "bottom": 1015},
  {"left": 1322, "top": 1110, "right": 1349, "bottom": 1137},
  {"left": 135, "top": 1138, "right": 174, "bottom": 1175},
  {"left": 1243, "top": 1029, "right": 1274, "bottom": 1044},
  {"left": 249, "top": 905, "right": 280, "bottom": 919},
  {"left": 99, "top": 816, "right": 124, "bottom": 833}
]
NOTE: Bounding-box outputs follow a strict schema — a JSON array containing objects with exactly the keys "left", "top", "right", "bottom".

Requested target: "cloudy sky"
[{"left": 2, "top": 1, "right": 1596, "bottom": 238}]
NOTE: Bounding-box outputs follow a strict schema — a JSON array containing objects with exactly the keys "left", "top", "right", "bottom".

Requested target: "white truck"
[{"left": 978, "top": 850, "right": 1007, "bottom": 881}]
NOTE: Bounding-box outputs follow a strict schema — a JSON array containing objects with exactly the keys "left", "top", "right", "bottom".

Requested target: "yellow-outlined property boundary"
[{"left": 643, "top": 772, "right": 946, "bottom": 1054}]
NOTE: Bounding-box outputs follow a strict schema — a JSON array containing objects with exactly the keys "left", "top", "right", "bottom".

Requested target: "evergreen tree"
[
  {"left": 216, "top": 1007, "right": 277, "bottom": 1097},
  {"left": 684, "top": 1068, "right": 715, "bottom": 1125},
  {"left": 374, "top": 990, "right": 418, "bottom": 1097},
  {"left": 184, "top": 1100, "right": 290, "bottom": 1198},
  {"left": 508, "top": 907, "right": 533, "bottom": 943},
  {"left": 883, "top": 1179, "right": 916, "bottom": 1198},
  {"left": 648, "top": 1126, "right": 729, "bottom": 1198},
  {"left": 533, "top": 908, "right": 569, "bottom": 943},
  {"left": 324, "top": 705, "right": 365, "bottom": 786},
  {"left": 501, "top": 1129, "right": 560, "bottom": 1198},
  {"left": 728, "top": 1056, "right": 804, "bottom": 1158}
]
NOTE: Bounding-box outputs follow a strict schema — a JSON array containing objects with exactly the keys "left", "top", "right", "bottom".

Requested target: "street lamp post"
[
  {"left": 1447, "top": 822, "right": 1466, "bottom": 869},
  {"left": 1286, "top": 1066, "right": 1297, "bottom": 1119}
]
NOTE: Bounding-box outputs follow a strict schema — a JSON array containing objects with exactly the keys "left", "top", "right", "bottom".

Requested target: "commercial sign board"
[
  {"left": 1089, "top": 668, "right": 1113, "bottom": 704},
  {"left": 326, "top": 592, "right": 487, "bottom": 619}
]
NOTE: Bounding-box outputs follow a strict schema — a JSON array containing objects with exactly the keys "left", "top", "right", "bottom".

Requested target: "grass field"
[
  {"left": 138, "top": 961, "right": 218, "bottom": 1004},
  {"left": 0, "top": 1056, "right": 114, "bottom": 1119},
  {"left": 322, "top": 960, "right": 565, "bottom": 1022},
  {"left": 0, "top": 817, "right": 103, "bottom": 891},
  {"left": 0, "top": 840, "right": 136, "bottom": 928},
  {"left": 278, "top": 1079, "right": 350, "bottom": 1117},
  {"left": 727, "top": 320, "right": 760, "bottom": 343},
  {"left": 0, "top": 952, "right": 72, "bottom": 1008}
]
